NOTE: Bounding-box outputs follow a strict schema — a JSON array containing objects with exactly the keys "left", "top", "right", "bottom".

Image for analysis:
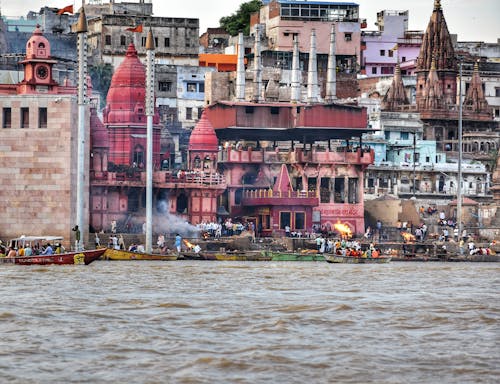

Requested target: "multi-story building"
[
  {"left": 361, "top": 10, "right": 422, "bottom": 77},
  {"left": 246, "top": 0, "right": 362, "bottom": 99},
  {"left": 361, "top": 0, "right": 498, "bottom": 203}
]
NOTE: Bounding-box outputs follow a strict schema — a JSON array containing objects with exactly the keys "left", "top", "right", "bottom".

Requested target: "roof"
[
  {"left": 263, "top": 0, "right": 358, "bottom": 5},
  {"left": 450, "top": 197, "right": 478, "bottom": 205}
]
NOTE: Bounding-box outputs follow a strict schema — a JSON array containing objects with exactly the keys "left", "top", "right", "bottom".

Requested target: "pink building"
[{"left": 206, "top": 101, "right": 374, "bottom": 236}]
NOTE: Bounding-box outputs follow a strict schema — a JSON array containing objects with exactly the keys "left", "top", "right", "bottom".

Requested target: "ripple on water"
[{"left": 0, "top": 261, "right": 498, "bottom": 383}]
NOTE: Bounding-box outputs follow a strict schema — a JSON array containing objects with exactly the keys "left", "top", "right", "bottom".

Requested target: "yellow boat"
[{"left": 103, "top": 248, "right": 178, "bottom": 261}]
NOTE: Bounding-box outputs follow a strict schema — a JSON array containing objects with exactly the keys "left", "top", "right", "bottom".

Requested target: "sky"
[{"left": 1, "top": 0, "right": 499, "bottom": 43}]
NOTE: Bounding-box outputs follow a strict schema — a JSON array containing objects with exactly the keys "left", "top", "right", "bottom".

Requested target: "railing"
[
  {"left": 219, "top": 147, "right": 374, "bottom": 165},
  {"left": 163, "top": 171, "right": 225, "bottom": 186},
  {"left": 243, "top": 189, "right": 316, "bottom": 199},
  {"left": 91, "top": 170, "right": 226, "bottom": 187}
]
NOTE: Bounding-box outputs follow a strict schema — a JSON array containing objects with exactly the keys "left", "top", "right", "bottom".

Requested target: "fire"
[
  {"left": 183, "top": 239, "right": 195, "bottom": 249},
  {"left": 400, "top": 232, "right": 416, "bottom": 243},
  {"left": 334, "top": 221, "right": 352, "bottom": 239}
]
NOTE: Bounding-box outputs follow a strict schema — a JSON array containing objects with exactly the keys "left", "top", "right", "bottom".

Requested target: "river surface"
[{"left": 0, "top": 261, "right": 498, "bottom": 384}]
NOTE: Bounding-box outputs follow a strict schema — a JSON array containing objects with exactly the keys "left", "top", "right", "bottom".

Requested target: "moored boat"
[
  {"left": 103, "top": 248, "right": 178, "bottom": 261},
  {"left": 0, "top": 248, "right": 106, "bottom": 265},
  {"left": 268, "top": 250, "right": 325, "bottom": 261},
  {"left": 215, "top": 250, "right": 271, "bottom": 261},
  {"left": 324, "top": 254, "right": 391, "bottom": 264}
]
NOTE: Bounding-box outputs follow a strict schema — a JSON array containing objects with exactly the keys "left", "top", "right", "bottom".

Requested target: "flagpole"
[
  {"left": 76, "top": 6, "right": 87, "bottom": 251},
  {"left": 145, "top": 28, "right": 155, "bottom": 253}
]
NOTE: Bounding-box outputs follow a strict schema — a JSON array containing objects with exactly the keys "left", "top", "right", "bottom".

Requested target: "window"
[
  {"left": 133, "top": 145, "right": 144, "bottom": 167},
  {"left": 380, "top": 50, "right": 385, "bottom": 56},
  {"left": 348, "top": 178, "right": 358, "bottom": 204},
  {"left": 372, "top": 67, "right": 377, "bottom": 75},
  {"left": 295, "top": 212, "right": 305, "bottom": 230},
  {"left": 270, "top": 107, "right": 279, "bottom": 115},
  {"left": 280, "top": 212, "right": 291, "bottom": 230},
  {"left": 381, "top": 67, "right": 394, "bottom": 75},
  {"left": 38, "top": 107, "right": 47, "bottom": 128},
  {"left": 158, "top": 81, "right": 172, "bottom": 92},
  {"left": 199, "top": 83, "right": 204, "bottom": 93},
  {"left": 344, "top": 33, "right": 352, "bottom": 42},
  {"left": 334, "top": 178, "right": 345, "bottom": 203},
  {"left": 141, "top": 37, "right": 146, "bottom": 47},
  {"left": 495, "top": 87, "right": 500, "bottom": 97},
  {"left": 164, "top": 37, "right": 170, "bottom": 47},
  {"left": 197, "top": 108, "right": 203, "bottom": 119},
  {"left": 388, "top": 50, "right": 394, "bottom": 57},
  {"left": 105, "top": 35, "right": 111, "bottom": 45},
  {"left": 400, "top": 132, "right": 409, "bottom": 140},
  {"left": 186, "top": 107, "right": 192, "bottom": 120},
  {"left": 234, "top": 188, "right": 243, "bottom": 205},
  {"left": 2, "top": 108, "right": 11, "bottom": 128},
  {"left": 21, "top": 107, "right": 29, "bottom": 128},
  {"left": 402, "top": 56, "right": 406, "bottom": 62},
  {"left": 120, "top": 35, "right": 126, "bottom": 46},
  {"left": 384, "top": 131, "right": 390, "bottom": 140},
  {"left": 245, "top": 106, "right": 254, "bottom": 114},
  {"left": 187, "top": 82, "right": 197, "bottom": 92},
  {"left": 155, "top": 37, "right": 158, "bottom": 47}
]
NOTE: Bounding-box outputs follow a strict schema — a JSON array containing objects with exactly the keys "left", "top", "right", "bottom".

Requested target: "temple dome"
[
  {"left": 189, "top": 111, "right": 218, "bottom": 151},
  {"left": 104, "top": 43, "right": 147, "bottom": 125},
  {"left": 26, "top": 25, "right": 50, "bottom": 59}
]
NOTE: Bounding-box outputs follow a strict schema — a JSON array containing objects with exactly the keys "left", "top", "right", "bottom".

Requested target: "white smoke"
[{"left": 154, "top": 200, "right": 200, "bottom": 238}]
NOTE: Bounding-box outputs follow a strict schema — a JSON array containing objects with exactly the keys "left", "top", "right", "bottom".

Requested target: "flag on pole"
[
  {"left": 126, "top": 25, "right": 143, "bottom": 33},
  {"left": 56, "top": 5, "right": 74, "bottom": 15}
]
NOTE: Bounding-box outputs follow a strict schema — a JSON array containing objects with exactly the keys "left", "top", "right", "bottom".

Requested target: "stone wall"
[{"left": 0, "top": 94, "right": 90, "bottom": 248}]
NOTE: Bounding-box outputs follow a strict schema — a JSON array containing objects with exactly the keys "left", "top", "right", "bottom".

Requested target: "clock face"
[{"left": 36, "top": 65, "right": 48, "bottom": 80}]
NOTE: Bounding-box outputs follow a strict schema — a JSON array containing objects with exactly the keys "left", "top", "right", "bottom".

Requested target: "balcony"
[
  {"left": 219, "top": 147, "right": 374, "bottom": 166},
  {"left": 91, "top": 170, "right": 226, "bottom": 189},
  {"left": 241, "top": 189, "right": 318, "bottom": 207}
]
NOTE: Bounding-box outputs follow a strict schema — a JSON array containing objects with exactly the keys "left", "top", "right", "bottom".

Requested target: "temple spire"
[
  {"left": 434, "top": 0, "right": 441, "bottom": 10},
  {"left": 381, "top": 61, "right": 408, "bottom": 111},
  {"left": 463, "top": 61, "right": 490, "bottom": 114}
]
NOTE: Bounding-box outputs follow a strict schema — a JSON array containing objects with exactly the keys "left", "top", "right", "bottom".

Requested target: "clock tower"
[{"left": 19, "top": 24, "right": 58, "bottom": 93}]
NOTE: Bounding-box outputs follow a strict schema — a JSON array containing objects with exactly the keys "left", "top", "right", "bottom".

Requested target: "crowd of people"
[{"left": 1, "top": 241, "right": 65, "bottom": 257}]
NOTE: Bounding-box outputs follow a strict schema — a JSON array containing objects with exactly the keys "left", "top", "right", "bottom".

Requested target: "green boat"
[{"left": 268, "top": 251, "right": 325, "bottom": 261}]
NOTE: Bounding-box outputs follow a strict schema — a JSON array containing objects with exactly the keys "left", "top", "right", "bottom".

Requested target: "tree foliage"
[
  {"left": 219, "top": 0, "right": 262, "bottom": 36},
  {"left": 88, "top": 63, "right": 113, "bottom": 109}
]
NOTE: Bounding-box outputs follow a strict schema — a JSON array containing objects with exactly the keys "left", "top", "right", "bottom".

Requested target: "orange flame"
[
  {"left": 400, "top": 232, "right": 416, "bottom": 242},
  {"left": 183, "top": 239, "right": 195, "bottom": 249},
  {"left": 334, "top": 221, "right": 352, "bottom": 239}
]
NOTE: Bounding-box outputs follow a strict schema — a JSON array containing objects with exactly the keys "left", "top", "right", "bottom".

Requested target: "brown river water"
[{"left": 0, "top": 261, "right": 498, "bottom": 384}]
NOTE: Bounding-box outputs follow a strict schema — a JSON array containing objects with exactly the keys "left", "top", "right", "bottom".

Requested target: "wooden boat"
[
  {"left": 103, "top": 248, "right": 178, "bottom": 261},
  {"left": 324, "top": 254, "right": 391, "bottom": 264},
  {"left": 268, "top": 250, "right": 326, "bottom": 261},
  {"left": 215, "top": 250, "right": 271, "bottom": 261},
  {"left": 179, "top": 251, "right": 216, "bottom": 260},
  {"left": 0, "top": 248, "right": 106, "bottom": 265}
]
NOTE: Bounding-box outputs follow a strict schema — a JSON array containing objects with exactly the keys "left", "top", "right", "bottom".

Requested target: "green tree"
[
  {"left": 88, "top": 63, "right": 113, "bottom": 109},
  {"left": 219, "top": 0, "right": 262, "bottom": 36}
]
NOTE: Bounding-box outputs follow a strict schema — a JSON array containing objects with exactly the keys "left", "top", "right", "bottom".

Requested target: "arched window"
[
  {"left": 133, "top": 145, "right": 144, "bottom": 167},
  {"left": 193, "top": 156, "right": 201, "bottom": 168},
  {"left": 38, "top": 42, "right": 45, "bottom": 48},
  {"left": 203, "top": 156, "right": 211, "bottom": 169}
]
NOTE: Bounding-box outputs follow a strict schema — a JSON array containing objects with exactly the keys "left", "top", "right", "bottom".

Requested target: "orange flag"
[
  {"left": 56, "top": 5, "right": 74, "bottom": 15},
  {"left": 126, "top": 25, "right": 143, "bottom": 33}
]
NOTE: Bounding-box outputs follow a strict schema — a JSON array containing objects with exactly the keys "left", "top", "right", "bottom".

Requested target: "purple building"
[{"left": 361, "top": 10, "right": 422, "bottom": 77}]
